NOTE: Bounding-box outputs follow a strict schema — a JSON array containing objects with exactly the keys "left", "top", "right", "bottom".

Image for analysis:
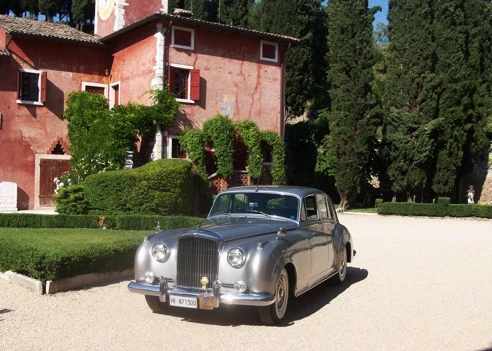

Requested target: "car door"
[
  {"left": 302, "top": 194, "right": 330, "bottom": 287},
  {"left": 317, "top": 194, "right": 336, "bottom": 276}
]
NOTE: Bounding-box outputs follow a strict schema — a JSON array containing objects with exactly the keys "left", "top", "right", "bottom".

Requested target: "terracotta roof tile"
[{"left": 0, "top": 15, "right": 102, "bottom": 45}]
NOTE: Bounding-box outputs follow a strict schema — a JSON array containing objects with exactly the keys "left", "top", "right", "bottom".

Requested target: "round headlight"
[
  {"left": 228, "top": 248, "right": 246, "bottom": 268},
  {"left": 152, "top": 242, "right": 169, "bottom": 262}
]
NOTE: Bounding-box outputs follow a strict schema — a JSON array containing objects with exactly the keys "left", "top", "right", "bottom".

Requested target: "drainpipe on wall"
[
  {"left": 163, "top": 21, "right": 172, "bottom": 87},
  {"left": 151, "top": 21, "right": 173, "bottom": 161}
]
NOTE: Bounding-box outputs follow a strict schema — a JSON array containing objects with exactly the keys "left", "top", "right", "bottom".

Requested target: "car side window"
[
  {"left": 317, "top": 194, "right": 329, "bottom": 220},
  {"left": 302, "top": 195, "right": 318, "bottom": 221}
]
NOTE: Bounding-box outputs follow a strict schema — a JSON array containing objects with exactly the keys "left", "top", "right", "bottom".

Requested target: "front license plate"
[{"left": 169, "top": 295, "right": 197, "bottom": 309}]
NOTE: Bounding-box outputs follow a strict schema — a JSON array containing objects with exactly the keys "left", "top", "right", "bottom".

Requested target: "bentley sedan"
[{"left": 128, "top": 185, "right": 355, "bottom": 324}]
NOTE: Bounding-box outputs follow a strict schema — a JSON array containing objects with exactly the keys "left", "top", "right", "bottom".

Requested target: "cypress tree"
[
  {"left": 319, "top": 0, "right": 379, "bottom": 210},
  {"left": 383, "top": 0, "right": 491, "bottom": 201},
  {"left": 38, "top": 0, "right": 61, "bottom": 21},
  {"left": 21, "top": 0, "right": 39, "bottom": 18},
  {"left": 381, "top": 0, "right": 437, "bottom": 201},
  {"left": 431, "top": 0, "right": 490, "bottom": 197},
  {"left": 218, "top": 0, "right": 253, "bottom": 27}
]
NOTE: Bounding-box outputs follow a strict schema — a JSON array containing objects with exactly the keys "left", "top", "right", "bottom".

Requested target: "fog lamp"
[
  {"left": 144, "top": 271, "right": 155, "bottom": 284},
  {"left": 234, "top": 280, "right": 247, "bottom": 293}
]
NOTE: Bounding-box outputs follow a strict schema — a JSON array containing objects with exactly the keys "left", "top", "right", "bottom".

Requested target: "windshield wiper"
[
  {"left": 246, "top": 210, "right": 270, "bottom": 217},
  {"left": 209, "top": 211, "right": 231, "bottom": 217}
]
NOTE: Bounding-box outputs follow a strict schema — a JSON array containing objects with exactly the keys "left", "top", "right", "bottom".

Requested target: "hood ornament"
[{"left": 200, "top": 276, "right": 209, "bottom": 289}]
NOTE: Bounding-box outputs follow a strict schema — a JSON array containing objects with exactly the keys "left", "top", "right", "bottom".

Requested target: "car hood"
[{"left": 188, "top": 215, "right": 299, "bottom": 242}]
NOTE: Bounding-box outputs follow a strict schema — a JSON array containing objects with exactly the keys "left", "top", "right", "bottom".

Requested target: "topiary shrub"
[
  {"left": 84, "top": 159, "right": 194, "bottom": 216},
  {"left": 54, "top": 184, "right": 90, "bottom": 214},
  {"left": 437, "top": 197, "right": 451, "bottom": 207},
  {"left": 84, "top": 169, "right": 137, "bottom": 214}
]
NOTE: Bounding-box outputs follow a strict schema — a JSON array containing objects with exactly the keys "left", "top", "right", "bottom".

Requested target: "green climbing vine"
[
  {"left": 179, "top": 114, "right": 286, "bottom": 184},
  {"left": 236, "top": 120, "right": 263, "bottom": 179},
  {"left": 203, "top": 115, "right": 235, "bottom": 178},
  {"left": 261, "top": 131, "right": 286, "bottom": 185},
  {"left": 180, "top": 128, "right": 206, "bottom": 171}
]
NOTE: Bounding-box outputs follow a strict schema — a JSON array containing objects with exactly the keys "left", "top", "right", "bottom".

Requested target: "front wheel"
[
  {"left": 145, "top": 295, "right": 169, "bottom": 313},
  {"left": 259, "top": 268, "right": 289, "bottom": 325}
]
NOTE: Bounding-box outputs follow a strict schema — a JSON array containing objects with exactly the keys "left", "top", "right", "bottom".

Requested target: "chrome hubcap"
[
  {"left": 339, "top": 250, "right": 347, "bottom": 277},
  {"left": 276, "top": 275, "right": 287, "bottom": 310}
]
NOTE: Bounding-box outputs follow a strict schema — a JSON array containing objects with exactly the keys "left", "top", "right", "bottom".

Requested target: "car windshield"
[{"left": 209, "top": 192, "right": 299, "bottom": 221}]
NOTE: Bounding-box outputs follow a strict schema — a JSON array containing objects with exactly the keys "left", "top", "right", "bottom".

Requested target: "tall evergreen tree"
[
  {"left": 383, "top": 0, "right": 491, "bottom": 201},
  {"left": 317, "top": 0, "right": 379, "bottom": 210},
  {"left": 218, "top": 0, "right": 252, "bottom": 27},
  {"left": 21, "top": 0, "right": 39, "bottom": 18},
  {"left": 431, "top": 0, "right": 490, "bottom": 197},
  {"left": 381, "top": 0, "right": 437, "bottom": 201},
  {"left": 71, "top": 0, "right": 88, "bottom": 28},
  {"left": 38, "top": 0, "right": 61, "bottom": 21}
]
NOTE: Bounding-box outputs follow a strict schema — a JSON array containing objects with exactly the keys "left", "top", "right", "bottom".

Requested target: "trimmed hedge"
[
  {"left": 84, "top": 159, "right": 194, "bottom": 216},
  {"left": 378, "top": 202, "right": 492, "bottom": 218},
  {"left": 0, "top": 214, "right": 101, "bottom": 228},
  {"left": 0, "top": 231, "right": 142, "bottom": 282},
  {"left": 105, "top": 214, "right": 203, "bottom": 231},
  {"left": 0, "top": 213, "right": 204, "bottom": 231}
]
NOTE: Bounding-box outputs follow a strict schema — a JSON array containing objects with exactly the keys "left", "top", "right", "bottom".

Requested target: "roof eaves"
[
  {"left": 101, "top": 12, "right": 300, "bottom": 45},
  {"left": 8, "top": 31, "right": 105, "bottom": 47}
]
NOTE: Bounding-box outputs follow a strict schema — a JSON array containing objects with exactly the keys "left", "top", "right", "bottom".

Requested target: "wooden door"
[{"left": 39, "top": 159, "right": 70, "bottom": 207}]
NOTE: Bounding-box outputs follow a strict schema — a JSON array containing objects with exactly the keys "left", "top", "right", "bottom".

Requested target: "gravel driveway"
[{"left": 1, "top": 214, "right": 491, "bottom": 351}]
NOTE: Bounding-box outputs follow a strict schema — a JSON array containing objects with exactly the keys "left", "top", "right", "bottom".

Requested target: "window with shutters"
[
  {"left": 260, "top": 40, "right": 278, "bottom": 63},
  {"left": 17, "top": 69, "right": 46, "bottom": 105},
  {"left": 172, "top": 26, "right": 194, "bottom": 50},
  {"left": 169, "top": 64, "right": 200, "bottom": 103}
]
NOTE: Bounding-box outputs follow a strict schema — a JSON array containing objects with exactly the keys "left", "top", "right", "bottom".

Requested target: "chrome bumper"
[{"left": 128, "top": 278, "right": 275, "bottom": 307}]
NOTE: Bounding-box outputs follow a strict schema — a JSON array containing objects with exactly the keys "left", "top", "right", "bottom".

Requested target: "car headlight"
[
  {"left": 152, "top": 242, "right": 169, "bottom": 263},
  {"left": 228, "top": 248, "right": 246, "bottom": 268}
]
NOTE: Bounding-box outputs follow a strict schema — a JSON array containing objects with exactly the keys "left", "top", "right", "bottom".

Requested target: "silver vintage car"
[{"left": 128, "top": 185, "right": 355, "bottom": 324}]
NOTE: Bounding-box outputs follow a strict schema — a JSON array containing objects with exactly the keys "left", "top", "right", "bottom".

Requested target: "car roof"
[{"left": 218, "top": 185, "right": 326, "bottom": 198}]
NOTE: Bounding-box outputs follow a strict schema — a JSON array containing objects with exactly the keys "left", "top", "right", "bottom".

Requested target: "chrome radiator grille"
[{"left": 176, "top": 236, "right": 218, "bottom": 289}]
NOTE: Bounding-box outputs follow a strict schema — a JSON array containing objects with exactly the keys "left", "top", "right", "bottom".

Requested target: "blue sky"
[{"left": 369, "top": 0, "right": 388, "bottom": 25}]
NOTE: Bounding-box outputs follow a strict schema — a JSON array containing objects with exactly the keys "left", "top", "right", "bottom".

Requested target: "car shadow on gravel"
[
  {"left": 158, "top": 266, "right": 368, "bottom": 327},
  {"left": 283, "top": 267, "right": 368, "bottom": 325},
  {"left": 0, "top": 308, "right": 13, "bottom": 321}
]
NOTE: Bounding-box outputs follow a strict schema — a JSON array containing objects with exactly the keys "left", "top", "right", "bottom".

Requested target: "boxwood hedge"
[
  {"left": 0, "top": 229, "right": 144, "bottom": 282},
  {"left": 0, "top": 213, "right": 204, "bottom": 231},
  {"left": 377, "top": 201, "right": 492, "bottom": 218},
  {"left": 84, "top": 159, "right": 194, "bottom": 216}
]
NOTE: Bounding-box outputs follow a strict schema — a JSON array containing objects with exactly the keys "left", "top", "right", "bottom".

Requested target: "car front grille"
[{"left": 176, "top": 236, "right": 219, "bottom": 290}]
